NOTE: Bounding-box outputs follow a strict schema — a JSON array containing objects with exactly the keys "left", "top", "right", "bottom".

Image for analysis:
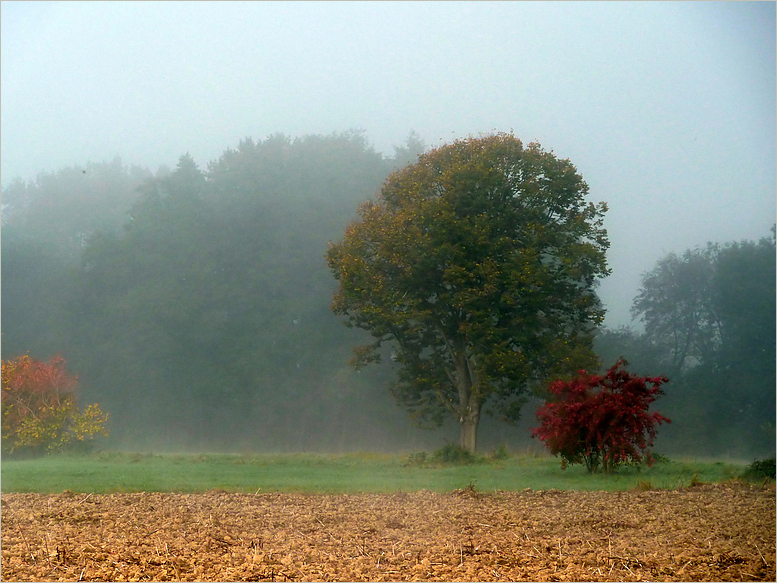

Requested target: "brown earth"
[{"left": 1, "top": 482, "right": 774, "bottom": 582}]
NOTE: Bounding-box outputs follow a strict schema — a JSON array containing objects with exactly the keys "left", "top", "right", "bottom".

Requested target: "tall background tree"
[
  {"left": 631, "top": 245, "right": 721, "bottom": 375},
  {"left": 2, "top": 158, "right": 152, "bottom": 358},
  {"left": 327, "top": 134, "right": 610, "bottom": 452},
  {"left": 66, "top": 133, "right": 396, "bottom": 448},
  {"left": 600, "top": 228, "right": 776, "bottom": 458}
]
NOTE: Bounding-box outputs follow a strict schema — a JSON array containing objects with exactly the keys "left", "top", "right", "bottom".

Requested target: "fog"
[
  {"left": 1, "top": 2, "right": 774, "bottom": 456},
  {"left": 3, "top": 1, "right": 774, "bottom": 327}
]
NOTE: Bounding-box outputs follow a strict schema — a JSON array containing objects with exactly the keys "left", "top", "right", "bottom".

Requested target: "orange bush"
[{"left": 1, "top": 354, "right": 108, "bottom": 455}]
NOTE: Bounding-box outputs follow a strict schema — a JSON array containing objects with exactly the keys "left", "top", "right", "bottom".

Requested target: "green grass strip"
[{"left": 1, "top": 451, "right": 750, "bottom": 494}]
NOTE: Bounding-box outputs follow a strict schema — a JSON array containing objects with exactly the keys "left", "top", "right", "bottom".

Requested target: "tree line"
[
  {"left": 2, "top": 131, "right": 456, "bottom": 452},
  {"left": 2, "top": 131, "right": 773, "bottom": 457}
]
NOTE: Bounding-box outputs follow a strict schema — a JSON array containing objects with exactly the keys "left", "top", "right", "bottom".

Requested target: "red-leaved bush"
[{"left": 532, "top": 360, "right": 670, "bottom": 473}]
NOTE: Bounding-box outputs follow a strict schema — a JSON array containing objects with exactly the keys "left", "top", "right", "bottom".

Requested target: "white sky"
[{"left": 2, "top": 0, "right": 775, "bottom": 327}]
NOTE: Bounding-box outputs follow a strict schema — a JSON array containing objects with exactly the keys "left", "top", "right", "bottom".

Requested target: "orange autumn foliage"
[{"left": 1, "top": 354, "right": 108, "bottom": 455}]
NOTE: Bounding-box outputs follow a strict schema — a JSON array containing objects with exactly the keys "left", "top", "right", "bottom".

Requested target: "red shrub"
[{"left": 532, "top": 360, "right": 670, "bottom": 473}]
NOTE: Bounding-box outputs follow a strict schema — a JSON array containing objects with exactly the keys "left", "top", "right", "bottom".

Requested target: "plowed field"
[{"left": 2, "top": 482, "right": 774, "bottom": 581}]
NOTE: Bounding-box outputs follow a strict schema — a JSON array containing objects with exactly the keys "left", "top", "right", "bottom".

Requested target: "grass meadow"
[{"left": 0, "top": 450, "right": 751, "bottom": 494}]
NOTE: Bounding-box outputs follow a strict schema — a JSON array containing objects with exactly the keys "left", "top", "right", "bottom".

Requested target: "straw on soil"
[{"left": 1, "top": 482, "right": 774, "bottom": 581}]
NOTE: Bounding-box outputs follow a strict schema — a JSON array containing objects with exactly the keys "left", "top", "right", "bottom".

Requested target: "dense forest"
[{"left": 2, "top": 132, "right": 774, "bottom": 457}]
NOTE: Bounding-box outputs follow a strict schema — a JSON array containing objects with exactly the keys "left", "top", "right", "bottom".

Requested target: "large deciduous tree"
[{"left": 327, "top": 134, "right": 610, "bottom": 452}]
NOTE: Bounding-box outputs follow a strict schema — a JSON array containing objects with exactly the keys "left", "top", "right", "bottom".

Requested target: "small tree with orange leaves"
[{"left": 1, "top": 354, "right": 108, "bottom": 455}]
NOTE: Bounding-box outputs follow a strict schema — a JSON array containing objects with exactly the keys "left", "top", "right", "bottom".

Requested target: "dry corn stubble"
[{"left": 1, "top": 482, "right": 774, "bottom": 582}]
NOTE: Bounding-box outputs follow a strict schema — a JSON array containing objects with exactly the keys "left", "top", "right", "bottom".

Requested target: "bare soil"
[{"left": 1, "top": 482, "right": 774, "bottom": 582}]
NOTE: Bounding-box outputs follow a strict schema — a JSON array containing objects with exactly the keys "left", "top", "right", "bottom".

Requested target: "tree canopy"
[{"left": 327, "top": 133, "right": 610, "bottom": 452}]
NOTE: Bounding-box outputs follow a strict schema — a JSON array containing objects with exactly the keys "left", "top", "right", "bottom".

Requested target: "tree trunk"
[
  {"left": 459, "top": 405, "right": 480, "bottom": 454},
  {"left": 450, "top": 341, "right": 481, "bottom": 454}
]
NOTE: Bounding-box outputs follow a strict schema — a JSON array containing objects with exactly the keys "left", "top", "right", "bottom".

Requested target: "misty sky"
[{"left": 2, "top": 1, "right": 775, "bottom": 327}]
